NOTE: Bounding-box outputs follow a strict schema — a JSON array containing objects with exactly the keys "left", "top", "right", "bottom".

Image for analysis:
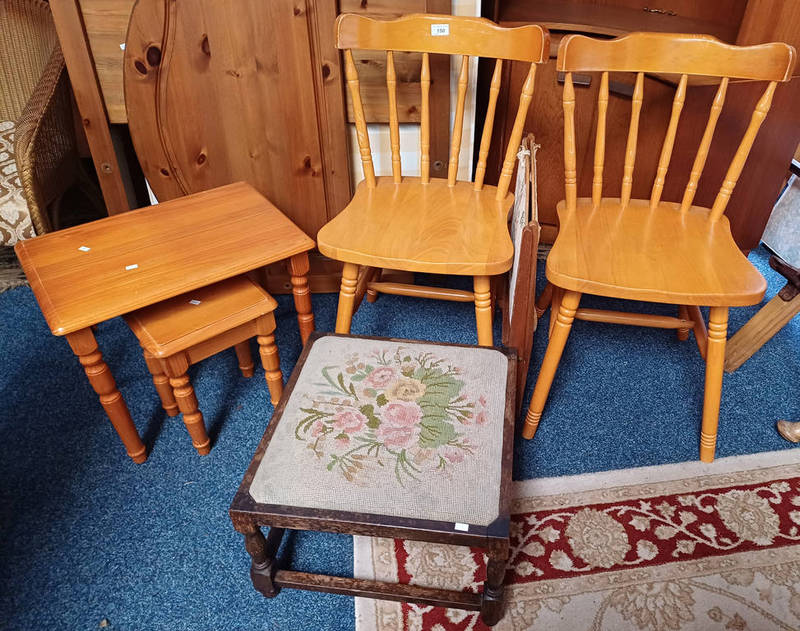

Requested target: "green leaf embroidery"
[
  {"left": 418, "top": 417, "right": 457, "bottom": 449},
  {"left": 359, "top": 404, "right": 381, "bottom": 429},
  {"left": 375, "top": 393, "right": 388, "bottom": 407}
]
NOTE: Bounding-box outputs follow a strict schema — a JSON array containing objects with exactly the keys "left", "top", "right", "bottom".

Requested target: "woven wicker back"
[{"left": 0, "top": 0, "right": 59, "bottom": 120}]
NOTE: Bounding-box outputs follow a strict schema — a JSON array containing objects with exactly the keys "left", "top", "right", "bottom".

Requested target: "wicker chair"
[{"left": 0, "top": 0, "right": 95, "bottom": 245}]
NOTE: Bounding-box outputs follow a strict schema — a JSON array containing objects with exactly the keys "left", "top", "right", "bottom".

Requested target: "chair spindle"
[
  {"left": 496, "top": 63, "right": 537, "bottom": 200},
  {"left": 448, "top": 55, "right": 470, "bottom": 187},
  {"left": 344, "top": 49, "right": 375, "bottom": 188},
  {"left": 592, "top": 71, "right": 609, "bottom": 207},
  {"left": 681, "top": 78, "right": 728, "bottom": 213},
  {"left": 474, "top": 59, "right": 503, "bottom": 191},
  {"left": 562, "top": 72, "right": 577, "bottom": 211},
  {"left": 650, "top": 73, "right": 688, "bottom": 208},
  {"left": 620, "top": 72, "right": 644, "bottom": 208},
  {"left": 420, "top": 52, "right": 431, "bottom": 184},
  {"left": 386, "top": 51, "right": 401, "bottom": 183},
  {"left": 709, "top": 81, "right": 777, "bottom": 221}
]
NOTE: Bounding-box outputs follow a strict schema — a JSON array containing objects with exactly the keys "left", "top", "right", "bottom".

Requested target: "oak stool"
[
  {"left": 125, "top": 275, "right": 284, "bottom": 455},
  {"left": 230, "top": 333, "right": 516, "bottom": 626}
]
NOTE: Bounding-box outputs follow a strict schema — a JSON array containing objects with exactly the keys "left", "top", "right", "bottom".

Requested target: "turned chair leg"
[
  {"left": 535, "top": 282, "right": 553, "bottom": 318},
  {"left": 256, "top": 314, "right": 283, "bottom": 405},
  {"left": 523, "top": 289, "right": 581, "bottom": 439},
  {"left": 335, "top": 262, "right": 359, "bottom": 334},
  {"left": 366, "top": 268, "right": 381, "bottom": 303},
  {"left": 677, "top": 305, "right": 690, "bottom": 341},
  {"left": 549, "top": 286, "right": 563, "bottom": 338},
  {"left": 474, "top": 275, "right": 493, "bottom": 346},
  {"left": 480, "top": 546, "right": 509, "bottom": 626},
  {"left": 163, "top": 353, "right": 210, "bottom": 455},
  {"left": 143, "top": 349, "right": 178, "bottom": 416},
  {"left": 234, "top": 341, "right": 255, "bottom": 378},
  {"left": 700, "top": 306, "right": 728, "bottom": 462}
]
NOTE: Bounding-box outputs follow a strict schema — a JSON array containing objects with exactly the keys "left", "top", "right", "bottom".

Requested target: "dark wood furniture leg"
[
  {"left": 143, "top": 349, "right": 179, "bottom": 416},
  {"left": 66, "top": 327, "right": 147, "bottom": 463},
  {"left": 239, "top": 523, "right": 286, "bottom": 598},
  {"left": 287, "top": 252, "right": 315, "bottom": 344},
  {"left": 481, "top": 543, "right": 509, "bottom": 626}
]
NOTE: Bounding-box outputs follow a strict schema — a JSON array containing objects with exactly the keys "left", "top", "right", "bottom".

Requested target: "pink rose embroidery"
[
  {"left": 476, "top": 410, "right": 488, "bottom": 425},
  {"left": 333, "top": 409, "right": 367, "bottom": 433},
  {"left": 335, "top": 435, "right": 350, "bottom": 448},
  {"left": 310, "top": 420, "right": 326, "bottom": 437},
  {"left": 479, "top": 394, "right": 487, "bottom": 407},
  {"left": 377, "top": 401, "right": 423, "bottom": 448},
  {"left": 365, "top": 366, "right": 397, "bottom": 388},
  {"left": 443, "top": 448, "right": 465, "bottom": 463}
]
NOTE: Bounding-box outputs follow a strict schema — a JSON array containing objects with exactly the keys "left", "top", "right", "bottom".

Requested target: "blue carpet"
[{"left": 1, "top": 246, "right": 798, "bottom": 629}]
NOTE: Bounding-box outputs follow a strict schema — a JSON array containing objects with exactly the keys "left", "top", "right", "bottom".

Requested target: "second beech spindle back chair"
[
  {"left": 523, "top": 32, "right": 796, "bottom": 462},
  {"left": 317, "top": 14, "right": 549, "bottom": 346}
]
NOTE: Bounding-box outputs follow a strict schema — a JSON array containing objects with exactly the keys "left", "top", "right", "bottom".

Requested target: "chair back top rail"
[
  {"left": 556, "top": 31, "right": 796, "bottom": 218},
  {"left": 336, "top": 13, "right": 548, "bottom": 62},
  {"left": 557, "top": 32, "right": 795, "bottom": 81}
]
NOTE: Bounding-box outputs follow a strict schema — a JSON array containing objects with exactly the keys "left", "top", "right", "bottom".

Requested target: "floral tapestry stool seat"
[{"left": 229, "top": 333, "right": 516, "bottom": 627}]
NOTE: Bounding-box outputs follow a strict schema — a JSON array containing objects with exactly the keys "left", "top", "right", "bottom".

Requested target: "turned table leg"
[
  {"left": 66, "top": 328, "right": 147, "bottom": 463},
  {"left": 162, "top": 353, "right": 210, "bottom": 455},
  {"left": 287, "top": 252, "right": 315, "bottom": 344},
  {"left": 234, "top": 341, "right": 255, "bottom": 378},
  {"left": 143, "top": 349, "right": 178, "bottom": 416},
  {"left": 256, "top": 314, "right": 284, "bottom": 405}
]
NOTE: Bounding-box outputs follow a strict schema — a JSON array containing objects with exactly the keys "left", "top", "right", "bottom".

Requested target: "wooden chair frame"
[
  {"left": 524, "top": 32, "right": 796, "bottom": 462},
  {"left": 321, "top": 14, "right": 549, "bottom": 346}
]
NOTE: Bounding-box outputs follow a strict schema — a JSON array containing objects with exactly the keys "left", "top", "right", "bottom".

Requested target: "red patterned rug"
[{"left": 354, "top": 450, "right": 800, "bottom": 630}]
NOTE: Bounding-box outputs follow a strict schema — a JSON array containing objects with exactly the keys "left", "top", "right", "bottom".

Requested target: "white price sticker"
[
  {"left": 431, "top": 23, "right": 449, "bottom": 36},
  {"left": 189, "top": 299, "right": 201, "bottom": 305},
  {"left": 125, "top": 264, "right": 138, "bottom": 271},
  {"left": 454, "top": 522, "right": 469, "bottom": 532},
  {"left": 78, "top": 246, "right": 91, "bottom": 252}
]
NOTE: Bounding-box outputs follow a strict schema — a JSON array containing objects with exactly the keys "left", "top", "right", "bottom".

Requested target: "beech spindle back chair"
[
  {"left": 317, "top": 14, "right": 549, "bottom": 346},
  {"left": 523, "top": 32, "right": 796, "bottom": 462}
]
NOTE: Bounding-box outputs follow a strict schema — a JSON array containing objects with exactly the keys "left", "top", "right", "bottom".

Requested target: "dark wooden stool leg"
[
  {"left": 162, "top": 353, "right": 210, "bottom": 455},
  {"left": 234, "top": 341, "right": 255, "bottom": 378},
  {"left": 143, "top": 349, "right": 179, "bottom": 416},
  {"left": 287, "top": 252, "right": 315, "bottom": 344},
  {"left": 256, "top": 314, "right": 283, "bottom": 405},
  {"left": 241, "top": 524, "right": 285, "bottom": 598},
  {"left": 480, "top": 546, "right": 509, "bottom": 627}
]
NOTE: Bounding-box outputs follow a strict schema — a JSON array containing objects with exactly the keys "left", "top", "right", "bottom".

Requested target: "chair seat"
[
  {"left": 546, "top": 198, "right": 767, "bottom": 306},
  {"left": 317, "top": 177, "right": 515, "bottom": 276},
  {"left": 245, "top": 334, "right": 511, "bottom": 527},
  {"left": 124, "top": 275, "right": 277, "bottom": 358}
]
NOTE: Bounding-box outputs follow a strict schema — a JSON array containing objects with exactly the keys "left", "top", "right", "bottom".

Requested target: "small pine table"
[
  {"left": 15, "top": 182, "right": 315, "bottom": 463},
  {"left": 229, "top": 333, "right": 516, "bottom": 627}
]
